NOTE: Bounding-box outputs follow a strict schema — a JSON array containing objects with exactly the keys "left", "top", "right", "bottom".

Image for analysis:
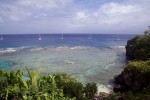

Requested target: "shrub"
[
  {"left": 0, "top": 69, "right": 97, "bottom": 100},
  {"left": 84, "top": 82, "right": 97, "bottom": 100},
  {"left": 126, "top": 35, "right": 150, "bottom": 60}
]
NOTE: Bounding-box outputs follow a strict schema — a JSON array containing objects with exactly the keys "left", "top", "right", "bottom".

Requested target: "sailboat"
[
  {"left": 61, "top": 34, "right": 64, "bottom": 39},
  {"left": 88, "top": 33, "right": 92, "bottom": 39},
  {"left": 0, "top": 34, "right": 4, "bottom": 40},
  {"left": 38, "top": 34, "right": 42, "bottom": 40},
  {"left": 114, "top": 34, "right": 120, "bottom": 41}
]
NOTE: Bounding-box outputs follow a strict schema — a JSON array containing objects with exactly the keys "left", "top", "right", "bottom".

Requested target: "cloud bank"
[{"left": 0, "top": 0, "right": 150, "bottom": 34}]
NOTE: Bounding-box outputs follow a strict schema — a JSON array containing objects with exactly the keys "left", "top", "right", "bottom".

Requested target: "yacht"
[
  {"left": 38, "top": 34, "right": 42, "bottom": 40},
  {"left": 0, "top": 34, "right": 4, "bottom": 40},
  {"left": 88, "top": 33, "right": 92, "bottom": 39},
  {"left": 114, "top": 34, "right": 120, "bottom": 41},
  {"left": 61, "top": 34, "right": 64, "bottom": 39}
]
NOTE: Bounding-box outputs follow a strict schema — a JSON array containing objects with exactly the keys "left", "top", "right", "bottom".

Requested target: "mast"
[
  {"left": 61, "top": 34, "right": 64, "bottom": 39},
  {"left": 0, "top": 34, "right": 4, "bottom": 40},
  {"left": 88, "top": 33, "right": 92, "bottom": 39},
  {"left": 115, "top": 34, "right": 120, "bottom": 41},
  {"left": 38, "top": 34, "right": 42, "bottom": 40}
]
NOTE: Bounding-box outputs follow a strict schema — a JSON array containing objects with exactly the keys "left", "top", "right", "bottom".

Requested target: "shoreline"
[
  {"left": 0, "top": 46, "right": 126, "bottom": 95},
  {"left": 97, "top": 84, "right": 113, "bottom": 94}
]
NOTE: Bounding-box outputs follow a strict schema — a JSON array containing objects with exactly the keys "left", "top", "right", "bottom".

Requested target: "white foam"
[
  {"left": 97, "top": 84, "right": 112, "bottom": 93},
  {"left": 111, "top": 46, "right": 125, "bottom": 49},
  {"left": 64, "top": 60, "right": 75, "bottom": 64},
  {"left": 118, "top": 46, "right": 125, "bottom": 48},
  {"left": 30, "top": 48, "right": 43, "bottom": 51},
  {"left": 70, "top": 46, "right": 85, "bottom": 50},
  {"left": 7, "top": 48, "right": 16, "bottom": 52},
  {"left": 0, "top": 47, "right": 29, "bottom": 54},
  {"left": 0, "top": 48, "right": 16, "bottom": 53},
  {"left": 54, "top": 46, "right": 88, "bottom": 51},
  {"left": 19, "top": 46, "right": 31, "bottom": 50},
  {"left": 104, "top": 63, "right": 115, "bottom": 69},
  {"left": 55, "top": 46, "right": 70, "bottom": 50},
  {"left": 1, "top": 46, "right": 126, "bottom": 90}
]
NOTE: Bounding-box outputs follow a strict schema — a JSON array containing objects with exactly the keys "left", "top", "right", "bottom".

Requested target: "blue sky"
[{"left": 0, "top": 0, "right": 150, "bottom": 34}]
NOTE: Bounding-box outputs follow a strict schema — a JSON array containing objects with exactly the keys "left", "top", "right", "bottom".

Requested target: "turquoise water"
[
  {"left": 0, "top": 46, "right": 126, "bottom": 93},
  {"left": 0, "top": 34, "right": 136, "bottom": 93},
  {"left": 0, "top": 60, "right": 13, "bottom": 69}
]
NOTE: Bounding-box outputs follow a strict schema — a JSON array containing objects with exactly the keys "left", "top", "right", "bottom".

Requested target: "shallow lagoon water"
[
  {"left": 0, "top": 46, "right": 126, "bottom": 93},
  {"left": 0, "top": 34, "right": 135, "bottom": 93}
]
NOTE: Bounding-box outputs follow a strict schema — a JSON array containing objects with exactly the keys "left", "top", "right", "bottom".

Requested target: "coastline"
[{"left": 0, "top": 46, "right": 126, "bottom": 95}]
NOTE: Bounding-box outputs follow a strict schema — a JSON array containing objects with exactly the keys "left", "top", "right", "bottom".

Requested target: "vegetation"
[
  {"left": 0, "top": 68, "right": 97, "bottom": 100},
  {"left": 114, "top": 60, "right": 150, "bottom": 92},
  {"left": 127, "top": 60, "right": 150, "bottom": 72},
  {"left": 104, "top": 91, "right": 150, "bottom": 100},
  {"left": 126, "top": 34, "right": 150, "bottom": 60},
  {"left": 108, "top": 27, "right": 150, "bottom": 100},
  {"left": 1, "top": 27, "right": 150, "bottom": 100}
]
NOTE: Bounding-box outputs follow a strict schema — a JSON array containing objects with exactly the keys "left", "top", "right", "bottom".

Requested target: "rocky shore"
[{"left": 96, "top": 31, "right": 150, "bottom": 99}]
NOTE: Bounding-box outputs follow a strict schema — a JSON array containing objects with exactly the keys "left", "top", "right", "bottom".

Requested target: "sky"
[{"left": 0, "top": 0, "right": 150, "bottom": 34}]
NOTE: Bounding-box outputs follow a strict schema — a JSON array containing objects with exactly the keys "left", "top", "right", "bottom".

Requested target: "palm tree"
[{"left": 26, "top": 67, "right": 41, "bottom": 87}]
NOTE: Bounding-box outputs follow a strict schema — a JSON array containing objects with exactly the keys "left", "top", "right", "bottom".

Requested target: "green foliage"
[
  {"left": 126, "top": 34, "right": 150, "bottom": 60},
  {"left": 53, "top": 73, "right": 84, "bottom": 99},
  {"left": 144, "top": 28, "right": 150, "bottom": 36},
  {"left": 105, "top": 91, "right": 150, "bottom": 100},
  {"left": 26, "top": 67, "right": 41, "bottom": 88},
  {"left": 114, "top": 60, "right": 150, "bottom": 92},
  {"left": 84, "top": 82, "right": 97, "bottom": 100},
  {"left": 0, "top": 69, "right": 97, "bottom": 100},
  {"left": 124, "top": 60, "right": 150, "bottom": 91},
  {"left": 113, "top": 28, "right": 150, "bottom": 99},
  {"left": 126, "top": 60, "right": 150, "bottom": 72}
]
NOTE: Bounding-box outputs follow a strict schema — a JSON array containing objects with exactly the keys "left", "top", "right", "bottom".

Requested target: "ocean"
[{"left": 0, "top": 34, "right": 136, "bottom": 93}]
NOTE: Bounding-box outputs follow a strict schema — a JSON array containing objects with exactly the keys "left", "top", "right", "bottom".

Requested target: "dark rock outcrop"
[
  {"left": 114, "top": 61, "right": 150, "bottom": 93},
  {"left": 115, "top": 34, "right": 150, "bottom": 93},
  {"left": 111, "top": 32, "right": 150, "bottom": 99},
  {"left": 126, "top": 35, "right": 150, "bottom": 61}
]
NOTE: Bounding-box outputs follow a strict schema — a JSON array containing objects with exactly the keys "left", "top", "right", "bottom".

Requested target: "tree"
[{"left": 144, "top": 26, "right": 150, "bottom": 36}]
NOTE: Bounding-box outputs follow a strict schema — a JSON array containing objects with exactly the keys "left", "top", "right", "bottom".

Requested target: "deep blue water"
[{"left": 0, "top": 34, "right": 136, "bottom": 48}]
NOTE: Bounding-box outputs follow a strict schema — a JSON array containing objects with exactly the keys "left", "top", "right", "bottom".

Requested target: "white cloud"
[
  {"left": 0, "top": 0, "right": 150, "bottom": 34},
  {"left": 70, "top": 1, "right": 150, "bottom": 33},
  {"left": 19, "top": 0, "right": 73, "bottom": 8},
  {"left": 0, "top": 4, "right": 31, "bottom": 22},
  {"left": 100, "top": 2, "right": 140, "bottom": 16},
  {"left": 0, "top": 16, "right": 3, "bottom": 24},
  {"left": 76, "top": 12, "right": 87, "bottom": 19},
  {"left": 0, "top": 0, "right": 73, "bottom": 22},
  {"left": 17, "top": 0, "right": 58, "bottom": 10}
]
